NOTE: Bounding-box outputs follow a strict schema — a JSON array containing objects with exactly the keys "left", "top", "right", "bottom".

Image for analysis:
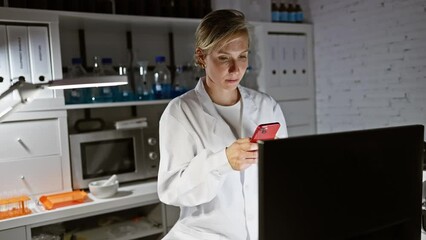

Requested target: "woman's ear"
[{"left": 195, "top": 48, "right": 206, "bottom": 68}]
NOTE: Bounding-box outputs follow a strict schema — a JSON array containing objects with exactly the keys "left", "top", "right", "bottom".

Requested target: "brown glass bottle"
[
  {"left": 294, "top": 0, "right": 304, "bottom": 23},
  {"left": 287, "top": 1, "right": 295, "bottom": 22},
  {"left": 271, "top": 0, "right": 280, "bottom": 22},
  {"left": 279, "top": 1, "right": 288, "bottom": 22}
]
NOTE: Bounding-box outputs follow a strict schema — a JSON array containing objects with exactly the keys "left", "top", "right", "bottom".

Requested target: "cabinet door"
[
  {"left": 265, "top": 33, "right": 311, "bottom": 101},
  {"left": 0, "top": 227, "right": 27, "bottom": 240}
]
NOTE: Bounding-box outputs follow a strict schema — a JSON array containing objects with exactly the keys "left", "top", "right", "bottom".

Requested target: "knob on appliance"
[
  {"left": 148, "top": 137, "right": 157, "bottom": 145},
  {"left": 149, "top": 152, "right": 158, "bottom": 160}
]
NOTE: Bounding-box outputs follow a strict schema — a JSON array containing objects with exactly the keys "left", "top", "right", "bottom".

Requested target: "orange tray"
[{"left": 39, "top": 190, "right": 88, "bottom": 210}]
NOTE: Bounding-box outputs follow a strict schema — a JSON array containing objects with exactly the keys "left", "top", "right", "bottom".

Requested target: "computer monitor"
[{"left": 258, "top": 124, "right": 424, "bottom": 240}]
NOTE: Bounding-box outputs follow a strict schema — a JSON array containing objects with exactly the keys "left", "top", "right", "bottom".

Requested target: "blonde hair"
[{"left": 194, "top": 9, "right": 250, "bottom": 67}]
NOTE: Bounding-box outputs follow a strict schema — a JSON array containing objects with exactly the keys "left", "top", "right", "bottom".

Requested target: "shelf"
[
  {"left": 68, "top": 217, "right": 163, "bottom": 240},
  {"left": 0, "top": 180, "right": 160, "bottom": 231},
  {"left": 50, "top": 75, "right": 128, "bottom": 89},
  {"left": 64, "top": 99, "right": 170, "bottom": 109},
  {"left": 57, "top": 10, "right": 201, "bottom": 32},
  {"left": 0, "top": 7, "right": 200, "bottom": 33},
  {"left": 0, "top": 7, "right": 310, "bottom": 35}
]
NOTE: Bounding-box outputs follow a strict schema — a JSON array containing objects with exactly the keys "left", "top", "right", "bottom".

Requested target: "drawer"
[
  {"left": 0, "top": 119, "right": 60, "bottom": 160},
  {"left": 0, "top": 155, "right": 63, "bottom": 196}
]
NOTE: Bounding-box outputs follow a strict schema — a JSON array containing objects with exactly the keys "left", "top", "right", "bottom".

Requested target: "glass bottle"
[
  {"left": 101, "top": 57, "right": 117, "bottom": 75},
  {"left": 134, "top": 60, "right": 153, "bottom": 100},
  {"left": 98, "top": 57, "right": 114, "bottom": 102},
  {"left": 64, "top": 57, "right": 87, "bottom": 104},
  {"left": 279, "top": 1, "right": 289, "bottom": 23},
  {"left": 87, "top": 56, "right": 101, "bottom": 103},
  {"left": 114, "top": 65, "right": 134, "bottom": 102},
  {"left": 92, "top": 56, "right": 103, "bottom": 76},
  {"left": 271, "top": 0, "right": 280, "bottom": 22},
  {"left": 287, "top": 1, "right": 296, "bottom": 22},
  {"left": 88, "top": 56, "right": 114, "bottom": 103},
  {"left": 66, "top": 58, "right": 87, "bottom": 78},
  {"left": 152, "top": 56, "right": 172, "bottom": 99},
  {"left": 172, "top": 65, "right": 186, "bottom": 98},
  {"left": 294, "top": 0, "right": 304, "bottom": 23}
]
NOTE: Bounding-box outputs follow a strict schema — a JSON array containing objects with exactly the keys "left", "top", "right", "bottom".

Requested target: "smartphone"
[{"left": 250, "top": 122, "right": 281, "bottom": 143}]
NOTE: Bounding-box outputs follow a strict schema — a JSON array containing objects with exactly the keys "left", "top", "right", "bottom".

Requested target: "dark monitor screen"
[{"left": 258, "top": 125, "right": 424, "bottom": 240}]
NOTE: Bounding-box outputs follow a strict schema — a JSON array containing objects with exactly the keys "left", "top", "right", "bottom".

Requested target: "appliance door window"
[{"left": 81, "top": 138, "right": 136, "bottom": 179}]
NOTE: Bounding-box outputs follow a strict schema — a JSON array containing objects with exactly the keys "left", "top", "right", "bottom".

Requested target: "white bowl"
[{"left": 88, "top": 180, "right": 119, "bottom": 199}]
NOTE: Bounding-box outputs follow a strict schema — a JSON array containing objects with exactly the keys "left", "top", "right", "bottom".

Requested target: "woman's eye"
[{"left": 218, "top": 56, "right": 229, "bottom": 61}]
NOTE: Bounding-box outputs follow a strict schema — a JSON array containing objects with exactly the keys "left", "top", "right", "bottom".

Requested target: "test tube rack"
[{"left": 0, "top": 195, "right": 32, "bottom": 220}]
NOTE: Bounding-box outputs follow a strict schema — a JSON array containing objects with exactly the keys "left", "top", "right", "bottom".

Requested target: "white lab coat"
[{"left": 158, "top": 78, "right": 288, "bottom": 240}]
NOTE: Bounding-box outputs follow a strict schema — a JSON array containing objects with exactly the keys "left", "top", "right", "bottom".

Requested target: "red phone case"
[{"left": 251, "top": 122, "right": 281, "bottom": 143}]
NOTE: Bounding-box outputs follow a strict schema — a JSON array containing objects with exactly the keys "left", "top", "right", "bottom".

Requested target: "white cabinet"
[
  {"left": 0, "top": 8, "right": 72, "bottom": 199},
  {"left": 0, "top": 8, "right": 72, "bottom": 239},
  {"left": 252, "top": 22, "right": 316, "bottom": 136}
]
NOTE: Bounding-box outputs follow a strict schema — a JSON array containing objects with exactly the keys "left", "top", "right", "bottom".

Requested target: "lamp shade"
[{"left": 47, "top": 75, "right": 128, "bottom": 89}]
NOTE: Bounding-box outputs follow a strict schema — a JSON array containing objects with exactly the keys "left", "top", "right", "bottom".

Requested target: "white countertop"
[{"left": 0, "top": 180, "right": 159, "bottom": 231}]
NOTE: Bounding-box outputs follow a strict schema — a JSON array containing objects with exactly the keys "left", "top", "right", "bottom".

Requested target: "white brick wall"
[{"left": 308, "top": 0, "right": 426, "bottom": 135}]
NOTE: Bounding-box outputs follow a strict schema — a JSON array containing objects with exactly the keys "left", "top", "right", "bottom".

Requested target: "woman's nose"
[{"left": 228, "top": 60, "right": 240, "bottom": 74}]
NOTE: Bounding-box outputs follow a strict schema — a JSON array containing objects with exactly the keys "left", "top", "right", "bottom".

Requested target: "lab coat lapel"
[
  {"left": 194, "top": 78, "right": 239, "bottom": 146},
  {"left": 238, "top": 86, "right": 259, "bottom": 139}
]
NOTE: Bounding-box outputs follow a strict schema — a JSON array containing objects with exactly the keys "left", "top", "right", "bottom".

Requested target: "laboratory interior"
[{"left": 0, "top": 0, "right": 425, "bottom": 239}]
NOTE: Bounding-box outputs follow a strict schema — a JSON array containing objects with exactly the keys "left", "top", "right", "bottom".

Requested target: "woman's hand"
[{"left": 225, "top": 138, "right": 258, "bottom": 171}]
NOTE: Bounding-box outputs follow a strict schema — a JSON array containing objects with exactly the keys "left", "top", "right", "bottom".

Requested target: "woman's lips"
[{"left": 226, "top": 79, "right": 239, "bottom": 82}]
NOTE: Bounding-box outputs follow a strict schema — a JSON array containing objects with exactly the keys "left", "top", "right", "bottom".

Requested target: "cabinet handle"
[{"left": 17, "top": 138, "right": 31, "bottom": 153}]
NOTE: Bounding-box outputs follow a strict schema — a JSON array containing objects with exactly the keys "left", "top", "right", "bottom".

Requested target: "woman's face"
[{"left": 203, "top": 33, "right": 249, "bottom": 92}]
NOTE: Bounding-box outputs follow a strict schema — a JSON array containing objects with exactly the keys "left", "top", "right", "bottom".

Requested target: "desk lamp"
[{"left": 0, "top": 76, "right": 127, "bottom": 121}]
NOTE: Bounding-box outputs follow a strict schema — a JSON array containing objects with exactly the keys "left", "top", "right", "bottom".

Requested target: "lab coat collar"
[
  {"left": 194, "top": 77, "right": 218, "bottom": 118},
  {"left": 194, "top": 77, "right": 259, "bottom": 138}
]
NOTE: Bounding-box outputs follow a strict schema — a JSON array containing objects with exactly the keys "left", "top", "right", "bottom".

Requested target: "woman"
[{"left": 157, "top": 9, "right": 288, "bottom": 240}]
